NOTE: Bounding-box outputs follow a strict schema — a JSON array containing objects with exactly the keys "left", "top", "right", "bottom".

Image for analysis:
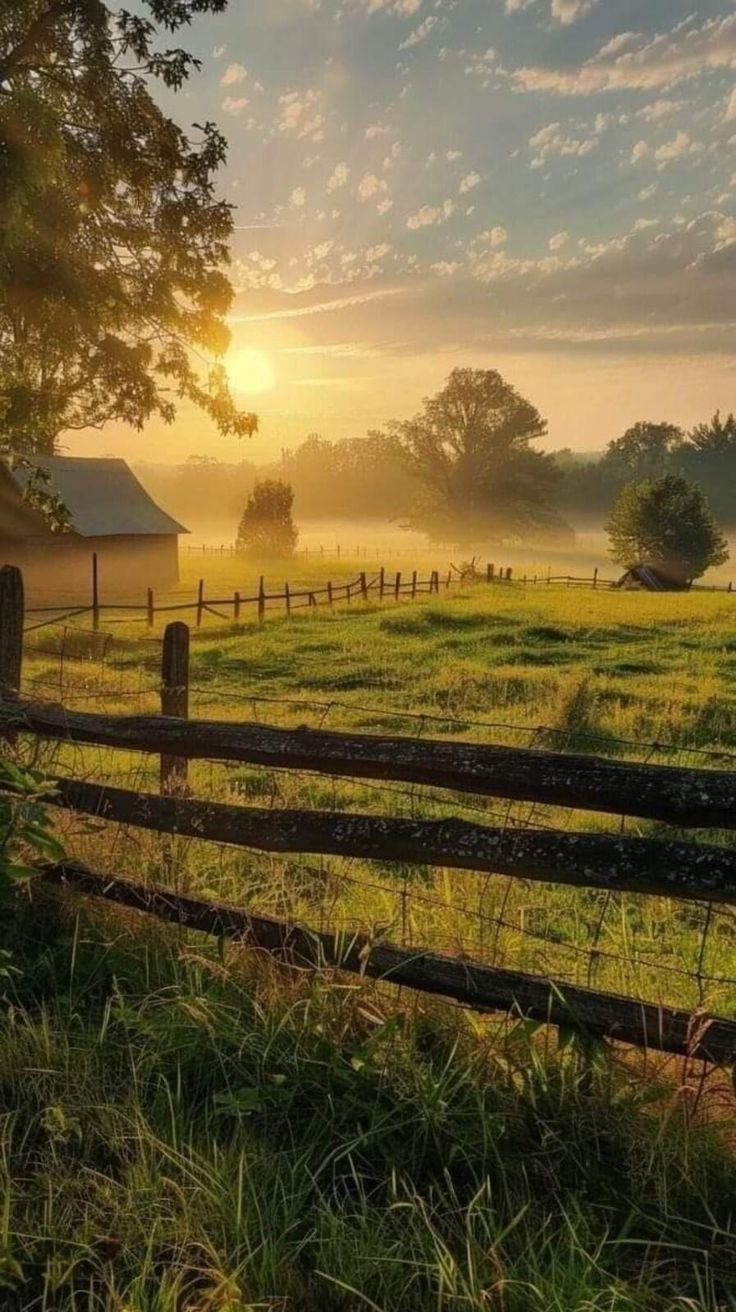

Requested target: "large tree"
[
  {"left": 237, "top": 479, "right": 298, "bottom": 558},
  {"left": 386, "top": 368, "right": 567, "bottom": 543},
  {"left": 600, "top": 421, "right": 683, "bottom": 484},
  {"left": 680, "top": 412, "right": 736, "bottom": 523},
  {"left": 607, "top": 473, "right": 729, "bottom": 583},
  {"left": 0, "top": 0, "right": 255, "bottom": 458}
]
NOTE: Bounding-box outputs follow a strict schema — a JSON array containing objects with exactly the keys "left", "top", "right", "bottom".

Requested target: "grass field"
[{"left": 3, "top": 558, "right": 736, "bottom": 1310}]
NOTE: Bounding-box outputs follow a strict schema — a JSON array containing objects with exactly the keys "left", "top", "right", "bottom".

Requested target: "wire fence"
[{"left": 11, "top": 618, "right": 736, "bottom": 1041}]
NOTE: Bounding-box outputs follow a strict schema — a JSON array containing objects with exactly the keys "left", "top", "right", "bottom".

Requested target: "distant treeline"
[{"left": 136, "top": 413, "right": 736, "bottom": 534}]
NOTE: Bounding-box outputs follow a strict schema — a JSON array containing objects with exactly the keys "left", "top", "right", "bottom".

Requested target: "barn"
[
  {"left": 0, "top": 456, "right": 188, "bottom": 601},
  {"left": 615, "top": 565, "right": 690, "bottom": 592}
]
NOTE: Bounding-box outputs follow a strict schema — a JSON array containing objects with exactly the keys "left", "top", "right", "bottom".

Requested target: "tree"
[
  {"left": 385, "top": 368, "right": 568, "bottom": 544},
  {"left": 680, "top": 412, "right": 736, "bottom": 524},
  {"left": 0, "top": 0, "right": 255, "bottom": 458},
  {"left": 601, "top": 421, "right": 684, "bottom": 485},
  {"left": 237, "top": 480, "right": 298, "bottom": 557},
  {"left": 606, "top": 474, "right": 729, "bottom": 583}
]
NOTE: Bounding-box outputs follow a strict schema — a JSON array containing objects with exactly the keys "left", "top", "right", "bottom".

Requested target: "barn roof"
[{"left": 12, "top": 457, "right": 188, "bottom": 538}]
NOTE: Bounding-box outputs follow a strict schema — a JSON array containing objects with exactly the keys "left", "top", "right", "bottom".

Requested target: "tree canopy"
[
  {"left": 607, "top": 473, "right": 729, "bottom": 583},
  {"left": 0, "top": 0, "right": 255, "bottom": 458},
  {"left": 385, "top": 368, "right": 568, "bottom": 544},
  {"left": 237, "top": 480, "right": 299, "bottom": 558}
]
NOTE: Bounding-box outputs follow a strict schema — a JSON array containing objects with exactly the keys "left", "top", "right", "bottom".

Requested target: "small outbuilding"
[
  {"left": 1, "top": 456, "right": 188, "bottom": 601},
  {"left": 615, "top": 564, "right": 690, "bottom": 592}
]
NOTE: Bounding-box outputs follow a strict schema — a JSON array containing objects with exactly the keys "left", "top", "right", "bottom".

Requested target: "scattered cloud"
[
  {"left": 357, "top": 172, "right": 388, "bottom": 200},
  {"left": 290, "top": 187, "right": 307, "bottom": 207},
  {"left": 278, "top": 89, "right": 324, "bottom": 141},
  {"left": 222, "top": 96, "right": 248, "bottom": 115},
  {"left": 327, "top": 162, "right": 350, "bottom": 192},
  {"left": 459, "top": 171, "right": 482, "bottom": 194},
  {"left": 529, "top": 122, "right": 598, "bottom": 167},
  {"left": 399, "top": 16, "right": 442, "bottom": 49},
  {"left": 406, "top": 199, "right": 455, "bottom": 228},
  {"left": 220, "top": 62, "right": 247, "bottom": 86},
  {"left": 515, "top": 14, "right": 736, "bottom": 95},
  {"left": 548, "top": 231, "right": 569, "bottom": 251}
]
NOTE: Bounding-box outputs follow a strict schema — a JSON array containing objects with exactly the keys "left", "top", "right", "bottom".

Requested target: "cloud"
[
  {"left": 399, "top": 16, "right": 442, "bottom": 49},
  {"left": 365, "top": 243, "right": 392, "bottom": 261},
  {"left": 357, "top": 172, "right": 388, "bottom": 200},
  {"left": 472, "top": 225, "right": 508, "bottom": 250},
  {"left": 406, "top": 199, "right": 455, "bottom": 228},
  {"left": 327, "top": 162, "right": 350, "bottom": 192},
  {"left": 638, "top": 98, "right": 685, "bottom": 122},
  {"left": 548, "top": 231, "right": 569, "bottom": 251},
  {"left": 212, "top": 45, "right": 226, "bottom": 59},
  {"left": 222, "top": 96, "right": 249, "bottom": 115},
  {"left": 550, "top": 0, "right": 596, "bottom": 25},
  {"left": 725, "top": 88, "right": 736, "bottom": 122},
  {"left": 220, "top": 62, "right": 247, "bottom": 86},
  {"left": 365, "top": 122, "right": 390, "bottom": 138},
  {"left": 529, "top": 122, "right": 598, "bottom": 167},
  {"left": 227, "top": 286, "right": 403, "bottom": 325},
  {"left": 290, "top": 187, "right": 306, "bottom": 207},
  {"left": 278, "top": 89, "right": 324, "bottom": 141},
  {"left": 514, "top": 14, "right": 736, "bottom": 95},
  {"left": 632, "top": 130, "right": 696, "bottom": 169},
  {"left": 459, "top": 171, "right": 482, "bottom": 194}
]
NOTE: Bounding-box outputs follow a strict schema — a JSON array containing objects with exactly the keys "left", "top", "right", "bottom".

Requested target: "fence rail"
[{"left": 2, "top": 562, "right": 736, "bottom": 1067}]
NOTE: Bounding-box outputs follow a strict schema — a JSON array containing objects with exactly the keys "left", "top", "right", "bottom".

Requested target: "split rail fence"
[{"left": 2, "top": 563, "right": 736, "bottom": 1066}]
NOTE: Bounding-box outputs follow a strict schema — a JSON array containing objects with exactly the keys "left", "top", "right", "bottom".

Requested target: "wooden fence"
[{"left": 2, "top": 563, "right": 736, "bottom": 1066}]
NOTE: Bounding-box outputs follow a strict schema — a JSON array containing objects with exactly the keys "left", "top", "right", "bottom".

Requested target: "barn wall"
[{"left": 0, "top": 535, "right": 181, "bottom": 604}]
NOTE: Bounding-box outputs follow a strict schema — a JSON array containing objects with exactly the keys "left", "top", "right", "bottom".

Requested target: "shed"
[
  {"left": 615, "top": 565, "right": 690, "bottom": 592},
  {"left": 1, "top": 456, "right": 188, "bottom": 601}
]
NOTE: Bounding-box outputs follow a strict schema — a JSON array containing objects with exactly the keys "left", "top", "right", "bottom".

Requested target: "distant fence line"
[
  {"left": 13, "top": 553, "right": 736, "bottom": 638},
  {"left": 3, "top": 561, "right": 736, "bottom": 1066}
]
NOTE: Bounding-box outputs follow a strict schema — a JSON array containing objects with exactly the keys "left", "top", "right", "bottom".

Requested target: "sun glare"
[{"left": 227, "top": 347, "right": 277, "bottom": 396}]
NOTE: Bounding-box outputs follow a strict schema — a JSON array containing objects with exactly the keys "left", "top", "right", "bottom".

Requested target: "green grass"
[{"left": 6, "top": 566, "right": 736, "bottom": 1309}]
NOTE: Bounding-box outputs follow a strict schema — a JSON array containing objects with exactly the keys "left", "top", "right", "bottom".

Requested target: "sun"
[{"left": 226, "top": 347, "right": 277, "bottom": 396}]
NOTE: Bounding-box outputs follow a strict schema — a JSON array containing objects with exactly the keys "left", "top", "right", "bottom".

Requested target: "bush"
[{"left": 237, "top": 479, "right": 298, "bottom": 557}]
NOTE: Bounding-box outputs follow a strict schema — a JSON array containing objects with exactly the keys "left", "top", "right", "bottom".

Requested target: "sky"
[{"left": 72, "top": 0, "right": 736, "bottom": 465}]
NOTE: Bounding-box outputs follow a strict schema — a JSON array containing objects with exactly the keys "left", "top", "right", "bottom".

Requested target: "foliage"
[
  {"left": 680, "top": 411, "right": 736, "bottom": 523},
  {"left": 0, "top": 759, "right": 64, "bottom": 896},
  {"left": 601, "top": 421, "right": 684, "bottom": 483},
  {"left": 384, "top": 368, "right": 570, "bottom": 544},
  {"left": 237, "top": 478, "right": 299, "bottom": 557},
  {"left": 0, "top": 0, "right": 255, "bottom": 458},
  {"left": 607, "top": 473, "right": 729, "bottom": 581}
]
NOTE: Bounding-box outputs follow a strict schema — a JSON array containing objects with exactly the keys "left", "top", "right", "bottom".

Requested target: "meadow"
[{"left": 3, "top": 555, "right": 736, "bottom": 1310}]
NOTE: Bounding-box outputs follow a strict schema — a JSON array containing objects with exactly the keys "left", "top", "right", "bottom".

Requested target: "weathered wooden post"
[
  {"left": 258, "top": 576, "right": 265, "bottom": 622},
  {"left": 445, "top": 570, "right": 451, "bottom": 590},
  {"left": 360, "top": 571, "right": 368, "bottom": 601},
  {"left": 196, "top": 578, "right": 205, "bottom": 627},
  {"left": 506, "top": 567, "right": 513, "bottom": 581},
  {"left": 593, "top": 568, "right": 598, "bottom": 590},
  {"left": 327, "top": 581, "right": 334, "bottom": 608},
  {"left": 487, "top": 563, "right": 494, "bottom": 583},
  {"left": 92, "top": 553, "right": 100, "bottom": 630},
  {"left": 234, "top": 590, "right": 241, "bottom": 621},
  {"left": 285, "top": 581, "right": 291, "bottom": 617},
  {"left": 0, "top": 565, "right": 24, "bottom": 701},
  {"left": 379, "top": 567, "right": 385, "bottom": 601},
  {"left": 147, "top": 588, "right": 155, "bottom": 628},
  {"left": 394, "top": 571, "right": 401, "bottom": 600},
  {"left": 411, "top": 570, "right": 417, "bottom": 599},
  {"left": 160, "top": 621, "right": 189, "bottom": 795}
]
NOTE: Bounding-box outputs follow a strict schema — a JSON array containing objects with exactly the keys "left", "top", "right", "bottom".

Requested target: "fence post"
[
  {"left": 327, "top": 581, "right": 333, "bottom": 608},
  {"left": 234, "top": 590, "right": 241, "bottom": 621},
  {"left": 160, "top": 621, "right": 189, "bottom": 795},
  {"left": 285, "top": 581, "right": 291, "bottom": 617},
  {"left": 487, "top": 563, "right": 494, "bottom": 583},
  {"left": 196, "top": 578, "right": 205, "bottom": 627},
  {"left": 593, "top": 568, "right": 598, "bottom": 590},
  {"left": 446, "top": 570, "right": 451, "bottom": 590},
  {"left": 92, "top": 552, "right": 100, "bottom": 631},
  {"left": 147, "top": 588, "right": 154, "bottom": 628},
  {"left": 0, "top": 564, "right": 24, "bottom": 700},
  {"left": 360, "top": 571, "right": 368, "bottom": 601},
  {"left": 506, "top": 567, "right": 513, "bottom": 581},
  {"left": 394, "top": 571, "right": 401, "bottom": 600},
  {"left": 411, "top": 570, "right": 417, "bottom": 599},
  {"left": 258, "top": 576, "right": 265, "bottom": 622},
  {"left": 337, "top": 544, "right": 341, "bottom": 560},
  {"left": 379, "top": 567, "right": 385, "bottom": 601}
]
